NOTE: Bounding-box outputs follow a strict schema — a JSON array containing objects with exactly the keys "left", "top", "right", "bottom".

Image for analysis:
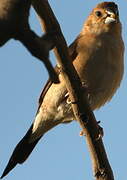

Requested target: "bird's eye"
[{"left": 95, "top": 11, "right": 102, "bottom": 17}]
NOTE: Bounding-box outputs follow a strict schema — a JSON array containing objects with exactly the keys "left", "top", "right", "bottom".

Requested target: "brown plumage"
[{"left": 1, "top": 2, "right": 124, "bottom": 178}]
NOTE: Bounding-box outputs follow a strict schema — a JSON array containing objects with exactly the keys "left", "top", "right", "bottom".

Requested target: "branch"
[
  {"left": 0, "top": 0, "right": 59, "bottom": 83},
  {"left": 32, "top": 0, "right": 114, "bottom": 180}
]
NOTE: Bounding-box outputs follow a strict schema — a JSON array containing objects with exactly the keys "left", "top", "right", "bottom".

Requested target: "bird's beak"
[{"left": 105, "top": 10, "right": 116, "bottom": 24}]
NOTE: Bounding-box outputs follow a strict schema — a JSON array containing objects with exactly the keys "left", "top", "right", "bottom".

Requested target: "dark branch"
[
  {"left": 0, "top": 0, "right": 59, "bottom": 83},
  {"left": 32, "top": 0, "right": 114, "bottom": 180}
]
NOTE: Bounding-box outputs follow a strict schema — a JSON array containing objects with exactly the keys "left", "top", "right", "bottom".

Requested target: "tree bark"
[
  {"left": 32, "top": 0, "right": 114, "bottom": 179},
  {"left": 0, "top": 0, "right": 58, "bottom": 83}
]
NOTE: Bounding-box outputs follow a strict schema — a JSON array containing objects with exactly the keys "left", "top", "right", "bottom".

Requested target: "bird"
[{"left": 1, "top": 1, "right": 124, "bottom": 178}]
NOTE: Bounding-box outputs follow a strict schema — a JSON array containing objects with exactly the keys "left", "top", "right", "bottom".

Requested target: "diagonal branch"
[{"left": 32, "top": 0, "right": 114, "bottom": 180}]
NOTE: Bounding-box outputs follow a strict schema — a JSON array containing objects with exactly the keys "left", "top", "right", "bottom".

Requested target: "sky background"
[{"left": 0, "top": 0, "right": 127, "bottom": 180}]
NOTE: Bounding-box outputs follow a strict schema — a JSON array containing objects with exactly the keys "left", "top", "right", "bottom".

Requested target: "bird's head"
[{"left": 83, "top": 2, "right": 121, "bottom": 36}]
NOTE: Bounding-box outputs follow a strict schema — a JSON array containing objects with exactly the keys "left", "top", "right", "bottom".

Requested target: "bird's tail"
[{"left": 1, "top": 125, "right": 41, "bottom": 179}]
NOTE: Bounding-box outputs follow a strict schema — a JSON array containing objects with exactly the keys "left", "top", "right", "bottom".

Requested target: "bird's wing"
[
  {"left": 0, "top": 39, "right": 79, "bottom": 179},
  {"left": 37, "top": 38, "right": 78, "bottom": 111}
]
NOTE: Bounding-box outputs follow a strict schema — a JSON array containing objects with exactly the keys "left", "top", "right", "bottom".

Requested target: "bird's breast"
[{"left": 75, "top": 35, "right": 124, "bottom": 109}]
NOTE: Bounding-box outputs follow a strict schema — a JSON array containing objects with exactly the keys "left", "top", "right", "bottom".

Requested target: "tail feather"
[{"left": 1, "top": 125, "right": 41, "bottom": 179}]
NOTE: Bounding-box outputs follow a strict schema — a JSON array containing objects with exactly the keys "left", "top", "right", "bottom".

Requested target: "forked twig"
[{"left": 0, "top": 0, "right": 58, "bottom": 83}]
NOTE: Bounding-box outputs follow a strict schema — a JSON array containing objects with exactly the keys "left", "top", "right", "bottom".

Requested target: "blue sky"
[{"left": 0, "top": 1, "right": 126, "bottom": 179}]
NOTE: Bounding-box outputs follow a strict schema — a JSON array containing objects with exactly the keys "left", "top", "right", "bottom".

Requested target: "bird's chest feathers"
[{"left": 75, "top": 35, "right": 123, "bottom": 108}]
